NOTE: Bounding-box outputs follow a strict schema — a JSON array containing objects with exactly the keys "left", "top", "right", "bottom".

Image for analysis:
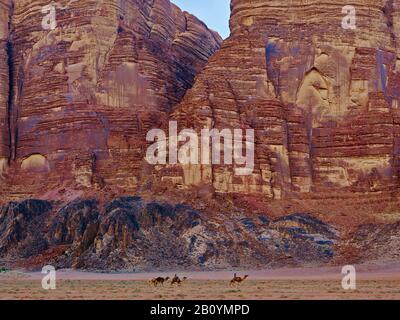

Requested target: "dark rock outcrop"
[
  {"left": 0, "top": 199, "right": 52, "bottom": 257},
  {"left": 0, "top": 197, "right": 339, "bottom": 270},
  {"left": 346, "top": 221, "right": 400, "bottom": 263}
]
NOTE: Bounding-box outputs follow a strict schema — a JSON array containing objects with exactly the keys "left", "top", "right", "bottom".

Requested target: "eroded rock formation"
[
  {"left": 170, "top": 0, "right": 400, "bottom": 200},
  {"left": 0, "top": 0, "right": 11, "bottom": 178},
  {"left": 2, "top": 0, "right": 400, "bottom": 203},
  {"left": 0, "top": 198, "right": 339, "bottom": 270},
  {"left": 0, "top": 0, "right": 221, "bottom": 199}
]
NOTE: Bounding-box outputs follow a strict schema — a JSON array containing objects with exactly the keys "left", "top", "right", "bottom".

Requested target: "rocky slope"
[
  {"left": 345, "top": 221, "right": 400, "bottom": 263},
  {"left": 2, "top": 194, "right": 400, "bottom": 270},
  {"left": 0, "top": 0, "right": 221, "bottom": 199},
  {"left": 0, "top": 197, "right": 339, "bottom": 270}
]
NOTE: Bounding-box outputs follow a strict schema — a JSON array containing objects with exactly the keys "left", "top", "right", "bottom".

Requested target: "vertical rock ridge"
[{"left": 0, "top": 0, "right": 12, "bottom": 176}]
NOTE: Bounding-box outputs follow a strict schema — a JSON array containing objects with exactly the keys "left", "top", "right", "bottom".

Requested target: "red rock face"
[
  {"left": 170, "top": 0, "right": 400, "bottom": 200},
  {"left": 0, "top": 0, "right": 11, "bottom": 178},
  {"left": 1, "top": 0, "right": 400, "bottom": 206},
  {"left": 0, "top": 0, "right": 221, "bottom": 199}
]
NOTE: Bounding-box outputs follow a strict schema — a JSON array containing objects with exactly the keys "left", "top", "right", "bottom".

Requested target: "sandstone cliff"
[
  {"left": 0, "top": 0, "right": 221, "bottom": 200},
  {"left": 0, "top": 0, "right": 11, "bottom": 178},
  {"left": 3, "top": 1, "right": 400, "bottom": 203},
  {"left": 170, "top": 0, "right": 400, "bottom": 201}
]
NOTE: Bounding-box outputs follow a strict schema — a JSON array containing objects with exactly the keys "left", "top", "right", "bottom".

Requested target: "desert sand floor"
[{"left": 1, "top": 265, "right": 400, "bottom": 300}]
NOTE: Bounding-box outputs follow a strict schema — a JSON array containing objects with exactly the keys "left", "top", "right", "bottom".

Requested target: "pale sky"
[{"left": 171, "top": 0, "right": 231, "bottom": 39}]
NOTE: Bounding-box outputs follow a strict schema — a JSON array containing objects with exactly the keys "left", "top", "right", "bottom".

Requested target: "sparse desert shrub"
[{"left": 0, "top": 266, "right": 11, "bottom": 273}]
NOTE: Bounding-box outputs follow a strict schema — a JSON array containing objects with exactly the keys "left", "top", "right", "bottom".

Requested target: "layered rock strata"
[
  {"left": 169, "top": 0, "right": 400, "bottom": 200},
  {"left": 0, "top": 0, "right": 221, "bottom": 199},
  {"left": 0, "top": 0, "right": 11, "bottom": 177}
]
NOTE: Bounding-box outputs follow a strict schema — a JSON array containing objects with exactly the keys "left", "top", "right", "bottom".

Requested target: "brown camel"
[
  {"left": 230, "top": 273, "right": 249, "bottom": 287},
  {"left": 149, "top": 276, "right": 170, "bottom": 287},
  {"left": 170, "top": 274, "right": 188, "bottom": 286}
]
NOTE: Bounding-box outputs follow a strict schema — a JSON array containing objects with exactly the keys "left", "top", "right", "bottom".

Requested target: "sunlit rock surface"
[
  {"left": 171, "top": 0, "right": 400, "bottom": 200},
  {"left": 0, "top": 0, "right": 221, "bottom": 199}
]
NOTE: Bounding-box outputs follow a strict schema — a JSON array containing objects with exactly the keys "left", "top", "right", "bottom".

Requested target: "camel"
[
  {"left": 230, "top": 273, "right": 249, "bottom": 287},
  {"left": 170, "top": 274, "right": 188, "bottom": 286},
  {"left": 148, "top": 276, "right": 170, "bottom": 287},
  {"left": 148, "top": 278, "right": 160, "bottom": 287}
]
